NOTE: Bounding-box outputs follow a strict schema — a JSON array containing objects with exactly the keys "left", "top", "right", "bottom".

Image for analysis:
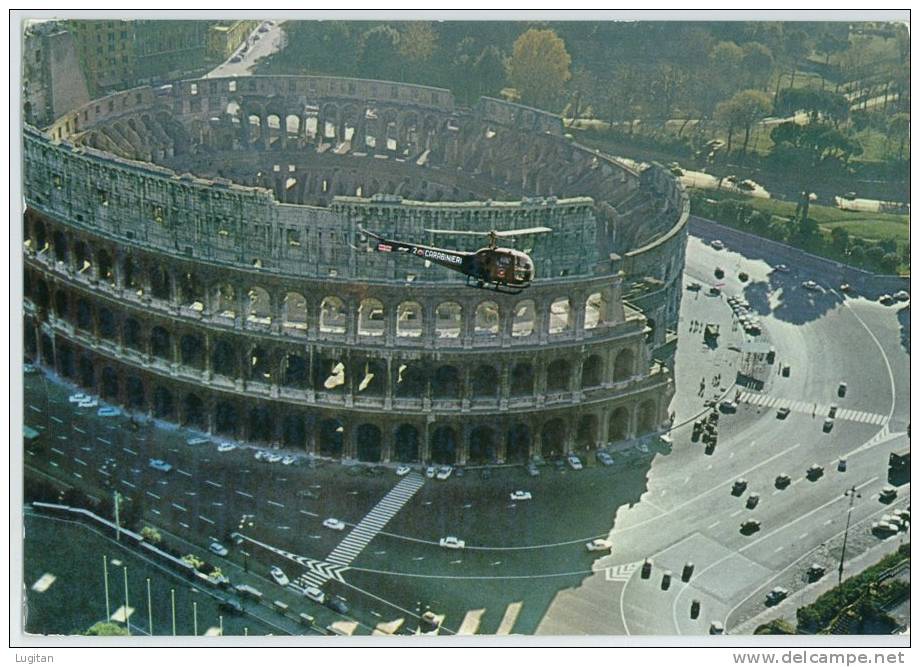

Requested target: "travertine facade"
[{"left": 23, "top": 75, "right": 688, "bottom": 465}]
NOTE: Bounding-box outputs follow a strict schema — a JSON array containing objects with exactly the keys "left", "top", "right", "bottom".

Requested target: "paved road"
[{"left": 204, "top": 21, "right": 285, "bottom": 79}]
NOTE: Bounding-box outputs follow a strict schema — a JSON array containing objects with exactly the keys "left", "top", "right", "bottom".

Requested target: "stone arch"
[
  {"left": 394, "top": 424, "right": 420, "bottom": 462},
  {"left": 179, "top": 333, "right": 205, "bottom": 369},
  {"left": 396, "top": 301, "right": 423, "bottom": 337},
  {"left": 474, "top": 300, "right": 500, "bottom": 337},
  {"left": 581, "top": 354, "right": 604, "bottom": 389},
  {"left": 319, "top": 296, "right": 347, "bottom": 334},
  {"left": 282, "top": 413, "right": 306, "bottom": 448},
  {"left": 541, "top": 418, "right": 567, "bottom": 459},
  {"left": 213, "top": 283, "right": 237, "bottom": 319},
  {"left": 318, "top": 418, "right": 344, "bottom": 458},
  {"left": 546, "top": 358, "right": 571, "bottom": 393},
  {"left": 585, "top": 292, "right": 609, "bottom": 329},
  {"left": 76, "top": 297, "right": 93, "bottom": 331},
  {"left": 98, "top": 307, "right": 116, "bottom": 339},
  {"left": 100, "top": 367, "right": 119, "bottom": 400},
  {"left": 31, "top": 217, "right": 48, "bottom": 252},
  {"left": 96, "top": 248, "right": 115, "bottom": 285},
  {"left": 468, "top": 425, "right": 497, "bottom": 464},
  {"left": 122, "top": 254, "right": 142, "bottom": 293},
  {"left": 285, "top": 114, "right": 301, "bottom": 137},
  {"left": 506, "top": 423, "right": 532, "bottom": 463},
  {"left": 432, "top": 365, "right": 461, "bottom": 400},
  {"left": 638, "top": 399, "right": 657, "bottom": 433},
  {"left": 354, "top": 357, "right": 386, "bottom": 396},
  {"left": 150, "top": 264, "right": 171, "bottom": 301},
  {"left": 510, "top": 362, "right": 534, "bottom": 397},
  {"left": 150, "top": 326, "right": 171, "bottom": 360},
  {"left": 53, "top": 289, "right": 68, "bottom": 319},
  {"left": 394, "top": 361, "right": 427, "bottom": 399},
  {"left": 211, "top": 338, "right": 238, "bottom": 378},
  {"left": 512, "top": 299, "right": 536, "bottom": 337},
  {"left": 52, "top": 230, "right": 69, "bottom": 264},
  {"left": 282, "top": 291, "right": 307, "bottom": 330},
  {"left": 178, "top": 271, "right": 205, "bottom": 309},
  {"left": 152, "top": 386, "right": 175, "bottom": 419},
  {"left": 124, "top": 318, "right": 142, "bottom": 350},
  {"left": 182, "top": 393, "right": 206, "bottom": 429},
  {"left": 125, "top": 376, "right": 145, "bottom": 409},
  {"left": 356, "top": 423, "right": 382, "bottom": 462},
  {"left": 576, "top": 414, "right": 599, "bottom": 451},
  {"left": 608, "top": 406, "right": 630, "bottom": 442},
  {"left": 613, "top": 348, "right": 635, "bottom": 381},
  {"left": 248, "top": 345, "right": 272, "bottom": 383},
  {"left": 246, "top": 286, "right": 272, "bottom": 325},
  {"left": 73, "top": 239, "right": 92, "bottom": 274},
  {"left": 282, "top": 353, "right": 308, "bottom": 388},
  {"left": 33, "top": 278, "right": 50, "bottom": 310},
  {"left": 57, "top": 342, "right": 75, "bottom": 378},
  {"left": 314, "top": 353, "right": 346, "bottom": 393},
  {"left": 430, "top": 425, "right": 458, "bottom": 464},
  {"left": 471, "top": 364, "right": 499, "bottom": 399},
  {"left": 549, "top": 297, "right": 573, "bottom": 334},
  {"left": 357, "top": 298, "right": 385, "bottom": 337},
  {"left": 215, "top": 400, "right": 239, "bottom": 436},
  {"left": 249, "top": 404, "right": 273, "bottom": 442},
  {"left": 435, "top": 302, "right": 462, "bottom": 338}
]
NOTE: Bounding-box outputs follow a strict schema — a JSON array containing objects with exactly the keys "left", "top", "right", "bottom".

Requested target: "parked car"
[
  {"left": 326, "top": 596, "right": 349, "bottom": 615},
  {"left": 708, "top": 286, "right": 721, "bottom": 296},
  {"left": 526, "top": 463, "right": 540, "bottom": 477},
  {"left": 148, "top": 458, "right": 173, "bottom": 473},
  {"left": 731, "top": 479, "right": 748, "bottom": 496},
  {"left": 720, "top": 400, "right": 738, "bottom": 413},
  {"left": 879, "top": 294, "right": 894, "bottom": 305},
  {"left": 266, "top": 453, "right": 283, "bottom": 463},
  {"left": 436, "top": 466, "right": 453, "bottom": 481},
  {"left": 774, "top": 264, "right": 790, "bottom": 273},
  {"left": 254, "top": 450, "right": 265, "bottom": 461},
  {"left": 802, "top": 280, "right": 820, "bottom": 291},
  {"left": 97, "top": 407, "right": 120, "bottom": 417},
  {"left": 209, "top": 542, "right": 229, "bottom": 557},
  {"left": 77, "top": 398, "right": 99, "bottom": 408},
  {"left": 894, "top": 290, "right": 910, "bottom": 302},
  {"left": 567, "top": 454, "right": 583, "bottom": 471},
  {"left": 217, "top": 442, "right": 236, "bottom": 453},
  {"left": 425, "top": 466, "right": 436, "bottom": 479},
  {"left": 765, "top": 587, "right": 789, "bottom": 606},
  {"left": 641, "top": 560, "right": 653, "bottom": 579},
  {"left": 323, "top": 518, "right": 346, "bottom": 531},
  {"left": 776, "top": 407, "right": 791, "bottom": 419},
  {"left": 230, "top": 54, "right": 242, "bottom": 63},
  {"left": 218, "top": 597, "right": 244, "bottom": 614},
  {"left": 806, "top": 564, "right": 826, "bottom": 581},
  {"left": 837, "top": 382, "right": 848, "bottom": 397},
  {"left": 823, "top": 418, "right": 834, "bottom": 433},
  {"left": 740, "top": 520, "right": 761, "bottom": 534},
  {"left": 585, "top": 539, "right": 613, "bottom": 552},
  {"left": 269, "top": 566, "right": 289, "bottom": 587},
  {"left": 746, "top": 493, "right": 760, "bottom": 509},
  {"left": 439, "top": 536, "right": 465, "bottom": 550},
  {"left": 879, "top": 486, "right": 897, "bottom": 503},
  {"left": 510, "top": 491, "right": 532, "bottom": 501},
  {"left": 774, "top": 474, "right": 791, "bottom": 489},
  {"left": 687, "top": 282, "right": 702, "bottom": 292},
  {"left": 781, "top": 364, "right": 791, "bottom": 377},
  {"left": 682, "top": 562, "right": 695, "bottom": 582},
  {"left": 281, "top": 455, "right": 296, "bottom": 466},
  {"left": 806, "top": 464, "right": 824, "bottom": 480},
  {"left": 690, "top": 599, "right": 701, "bottom": 619},
  {"left": 828, "top": 405, "right": 838, "bottom": 418},
  {"left": 303, "top": 585, "right": 325, "bottom": 604},
  {"left": 596, "top": 451, "right": 614, "bottom": 466},
  {"left": 709, "top": 621, "right": 724, "bottom": 635},
  {"left": 187, "top": 437, "right": 210, "bottom": 446},
  {"left": 837, "top": 458, "right": 848, "bottom": 472},
  {"left": 68, "top": 393, "right": 89, "bottom": 403},
  {"left": 839, "top": 283, "right": 852, "bottom": 293},
  {"left": 710, "top": 239, "right": 725, "bottom": 250},
  {"left": 661, "top": 570, "right": 673, "bottom": 590}
]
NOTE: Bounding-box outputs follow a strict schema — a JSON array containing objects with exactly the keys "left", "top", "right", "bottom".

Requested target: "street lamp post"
[{"left": 838, "top": 485, "right": 861, "bottom": 585}]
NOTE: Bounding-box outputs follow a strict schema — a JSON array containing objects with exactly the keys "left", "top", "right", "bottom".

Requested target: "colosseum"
[{"left": 22, "top": 75, "right": 689, "bottom": 466}]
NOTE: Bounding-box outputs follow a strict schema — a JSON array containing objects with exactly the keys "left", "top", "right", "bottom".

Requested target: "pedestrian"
[{"left": 812, "top": 403, "right": 817, "bottom": 418}]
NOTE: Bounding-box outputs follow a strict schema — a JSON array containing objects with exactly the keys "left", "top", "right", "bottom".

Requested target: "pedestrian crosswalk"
[{"left": 736, "top": 391, "right": 888, "bottom": 425}]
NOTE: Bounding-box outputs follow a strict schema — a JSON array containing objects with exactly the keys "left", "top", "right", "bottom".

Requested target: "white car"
[
  {"left": 710, "top": 240, "right": 725, "bottom": 250},
  {"left": 436, "top": 466, "right": 453, "bottom": 480},
  {"left": 217, "top": 442, "right": 236, "bottom": 453},
  {"left": 774, "top": 264, "right": 790, "bottom": 273},
  {"left": 396, "top": 465, "right": 411, "bottom": 477},
  {"left": 439, "top": 536, "right": 465, "bottom": 550},
  {"left": 323, "top": 518, "right": 346, "bottom": 531},
  {"left": 802, "top": 280, "right": 820, "bottom": 291},
  {"left": 209, "top": 542, "right": 229, "bottom": 557},
  {"left": 68, "top": 393, "right": 89, "bottom": 403},
  {"left": 425, "top": 466, "right": 436, "bottom": 478},
  {"left": 585, "top": 539, "right": 613, "bottom": 552},
  {"left": 269, "top": 566, "right": 289, "bottom": 587},
  {"left": 510, "top": 491, "right": 532, "bottom": 501},
  {"left": 303, "top": 585, "right": 325, "bottom": 604},
  {"left": 281, "top": 455, "right": 296, "bottom": 466},
  {"left": 567, "top": 454, "right": 583, "bottom": 470},
  {"left": 266, "top": 453, "right": 283, "bottom": 464},
  {"left": 77, "top": 398, "right": 98, "bottom": 408},
  {"left": 894, "top": 290, "right": 910, "bottom": 302},
  {"left": 187, "top": 437, "right": 210, "bottom": 446},
  {"left": 254, "top": 450, "right": 265, "bottom": 460}
]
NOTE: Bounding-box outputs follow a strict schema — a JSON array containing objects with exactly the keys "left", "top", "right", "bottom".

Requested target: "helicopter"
[{"left": 359, "top": 226, "right": 551, "bottom": 293}]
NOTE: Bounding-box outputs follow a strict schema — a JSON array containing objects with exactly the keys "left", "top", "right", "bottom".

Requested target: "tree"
[
  {"left": 508, "top": 28, "right": 571, "bottom": 110},
  {"left": 741, "top": 42, "right": 775, "bottom": 90},
  {"left": 471, "top": 46, "right": 506, "bottom": 100},
  {"left": 887, "top": 113, "right": 909, "bottom": 161},
  {"left": 398, "top": 22, "right": 438, "bottom": 63},
  {"left": 85, "top": 622, "right": 129, "bottom": 636},
  {"left": 140, "top": 525, "right": 162, "bottom": 544},
  {"left": 715, "top": 89, "right": 773, "bottom": 154},
  {"left": 356, "top": 26, "right": 402, "bottom": 81},
  {"left": 830, "top": 227, "right": 850, "bottom": 252}
]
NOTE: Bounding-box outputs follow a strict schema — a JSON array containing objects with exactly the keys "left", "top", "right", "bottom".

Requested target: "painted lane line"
[
  {"left": 50, "top": 416, "right": 63, "bottom": 424},
  {"left": 122, "top": 447, "right": 137, "bottom": 456},
  {"left": 171, "top": 503, "right": 187, "bottom": 512},
  {"left": 299, "top": 510, "right": 318, "bottom": 517},
  {"left": 74, "top": 458, "right": 87, "bottom": 466},
  {"left": 706, "top": 521, "right": 720, "bottom": 530},
  {"left": 73, "top": 426, "right": 85, "bottom": 434},
  {"left": 73, "top": 472, "right": 82, "bottom": 479},
  {"left": 267, "top": 500, "right": 285, "bottom": 508},
  {"left": 121, "top": 480, "right": 136, "bottom": 488},
  {"left": 49, "top": 461, "right": 59, "bottom": 467},
  {"left": 236, "top": 490, "right": 254, "bottom": 499},
  {"left": 97, "top": 437, "right": 111, "bottom": 444},
  {"left": 179, "top": 522, "right": 189, "bottom": 529},
  {"left": 204, "top": 480, "right": 222, "bottom": 488},
  {"left": 28, "top": 404, "right": 42, "bottom": 413},
  {"left": 151, "top": 509, "right": 160, "bottom": 515},
  {"left": 177, "top": 469, "right": 192, "bottom": 477},
  {"left": 199, "top": 515, "right": 215, "bottom": 525},
  {"left": 146, "top": 491, "right": 161, "bottom": 500}
]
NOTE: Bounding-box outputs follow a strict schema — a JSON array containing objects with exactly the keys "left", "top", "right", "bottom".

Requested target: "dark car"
[
  {"left": 781, "top": 365, "right": 791, "bottom": 377},
  {"left": 641, "top": 560, "right": 652, "bottom": 579},
  {"left": 326, "top": 596, "right": 349, "bottom": 615},
  {"left": 690, "top": 599, "right": 701, "bottom": 619},
  {"left": 774, "top": 474, "right": 791, "bottom": 489},
  {"left": 740, "top": 520, "right": 761, "bottom": 535},
  {"left": 806, "top": 564, "right": 826, "bottom": 581},
  {"left": 806, "top": 464, "right": 824, "bottom": 481},
  {"left": 218, "top": 597, "right": 244, "bottom": 615},
  {"left": 776, "top": 407, "right": 791, "bottom": 419},
  {"left": 731, "top": 479, "right": 748, "bottom": 496},
  {"left": 682, "top": 562, "right": 695, "bottom": 582}
]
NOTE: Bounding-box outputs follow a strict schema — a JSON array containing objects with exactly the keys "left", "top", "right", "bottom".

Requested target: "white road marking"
[
  {"left": 73, "top": 426, "right": 85, "bottom": 434},
  {"left": 50, "top": 416, "right": 63, "bottom": 424},
  {"left": 299, "top": 510, "right": 318, "bottom": 517},
  {"left": 51, "top": 447, "right": 65, "bottom": 455},
  {"left": 707, "top": 521, "right": 720, "bottom": 530},
  {"left": 146, "top": 491, "right": 160, "bottom": 500},
  {"left": 122, "top": 447, "right": 137, "bottom": 456},
  {"left": 171, "top": 503, "right": 187, "bottom": 512},
  {"left": 177, "top": 469, "right": 192, "bottom": 477},
  {"left": 199, "top": 515, "right": 214, "bottom": 525},
  {"left": 205, "top": 480, "right": 222, "bottom": 488},
  {"left": 267, "top": 500, "right": 285, "bottom": 508},
  {"left": 151, "top": 509, "right": 160, "bottom": 515},
  {"left": 121, "top": 480, "right": 136, "bottom": 488},
  {"left": 97, "top": 437, "right": 111, "bottom": 444},
  {"left": 49, "top": 461, "right": 59, "bottom": 467},
  {"left": 73, "top": 458, "right": 87, "bottom": 466},
  {"left": 236, "top": 490, "right": 253, "bottom": 498}
]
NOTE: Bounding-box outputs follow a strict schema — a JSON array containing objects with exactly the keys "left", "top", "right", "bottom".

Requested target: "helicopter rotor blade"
[
  {"left": 491, "top": 226, "right": 553, "bottom": 237},
  {"left": 423, "top": 228, "right": 491, "bottom": 236}
]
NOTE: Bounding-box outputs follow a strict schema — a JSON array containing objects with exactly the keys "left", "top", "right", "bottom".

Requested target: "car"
[
  {"left": 218, "top": 597, "right": 244, "bottom": 614},
  {"left": 709, "top": 621, "right": 724, "bottom": 635},
  {"left": 97, "top": 407, "right": 120, "bottom": 417},
  {"left": 187, "top": 437, "right": 210, "bottom": 446},
  {"left": 526, "top": 463, "right": 540, "bottom": 477},
  {"left": 24, "top": 363, "right": 39, "bottom": 374},
  {"left": 690, "top": 599, "right": 701, "bottom": 618},
  {"left": 894, "top": 290, "right": 910, "bottom": 302},
  {"left": 269, "top": 566, "right": 289, "bottom": 587},
  {"left": 740, "top": 520, "right": 761, "bottom": 535},
  {"left": 840, "top": 283, "right": 852, "bottom": 293},
  {"left": 439, "top": 536, "right": 465, "bottom": 550},
  {"left": 781, "top": 364, "right": 791, "bottom": 377},
  {"left": 436, "top": 466, "right": 453, "bottom": 480},
  {"left": 739, "top": 179, "right": 756, "bottom": 191},
  {"left": 217, "top": 442, "right": 236, "bottom": 453},
  {"left": 828, "top": 405, "right": 838, "bottom": 418},
  {"left": 596, "top": 451, "right": 614, "bottom": 466},
  {"left": 806, "top": 563, "right": 826, "bottom": 581},
  {"left": 806, "top": 464, "right": 824, "bottom": 480},
  {"left": 326, "top": 596, "right": 349, "bottom": 614},
  {"left": 879, "top": 486, "right": 897, "bottom": 503},
  {"left": 774, "top": 264, "right": 790, "bottom": 273},
  {"left": 510, "top": 491, "right": 532, "bottom": 501},
  {"left": 229, "top": 532, "right": 245, "bottom": 545},
  {"left": 68, "top": 393, "right": 89, "bottom": 403},
  {"left": 776, "top": 407, "right": 791, "bottom": 419},
  {"left": 661, "top": 570, "right": 673, "bottom": 590},
  {"left": 77, "top": 398, "right": 98, "bottom": 408},
  {"left": 837, "top": 458, "right": 847, "bottom": 472},
  {"left": 281, "top": 455, "right": 296, "bottom": 466},
  {"left": 254, "top": 450, "right": 265, "bottom": 460},
  {"left": 267, "top": 453, "right": 283, "bottom": 463},
  {"left": 585, "top": 539, "right": 613, "bottom": 552},
  {"left": 567, "top": 454, "right": 583, "bottom": 471},
  {"left": 687, "top": 282, "right": 702, "bottom": 292},
  {"left": 425, "top": 466, "right": 436, "bottom": 479},
  {"left": 323, "top": 518, "right": 346, "bottom": 531},
  {"left": 879, "top": 294, "right": 894, "bottom": 306},
  {"left": 837, "top": 382, "right": 848, "bottom": 398},
  {"left": 719, "top": 400, "right": 738, "bottom": 413},
  {"left": 641, "top": 560, "right": 653, "bottom": 579},
  {"left": 148, "top": 458, "right": 173, "bottom": 473},
  {"left": 892, "top": 509, "right": 910, "bottom": 523},
  {"left": 872, "top": 521, "right": 898, "bottom": 536},
  {"left": 746, "top": 493, "right": 760, "bottom": 509},
  {"left": 230, "top": 54, "right": 242, "bottom": 63},
  {"left": 258, "top": 24, "right": 269, "bottom": 32},
  {"left": 802, "top": 280, "right": 820, "bottom": 291},
  {"left": 731, "top": 479, "right": 748, "bottom": 496},
  {"left": 454, "top": 467, "right": 465, "bottom": 478},
  {"left": 209, "top": 542, "right": 229, "bottom": 557},
  {"left": 396, "top": 465, "right": 411, "bottom": 476},
  {"left": 682, "top": 562, "right": 695, "bottom": 582},
  {"left": 823, "top": 418, "right": 834, "bottom": 433},
  {"left": 303, "top": 585, "right": 325, "bottom": 604},
  {"left": 708, "top": 286, "right": 721, "bottom": 296},
  {"left": 710, "top": 239, "right": 725, "bottom": 250},
  {"left": 765, "top": 587, "right": 789, "bottom": 605},
  {"left": 775, "top": 474, "right": 791, "bottom": 489}
]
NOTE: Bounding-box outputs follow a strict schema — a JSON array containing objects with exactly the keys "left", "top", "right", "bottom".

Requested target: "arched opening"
[
  {"left": 73, "top": 240, "right": 92, "bottom": 275},
  {"left": 608, "top": 406, "right": 630, "bottom": 442},
  {"left": 396, "top": 301, "right": 423, "bottom": 337},
  {"left": 283, "top": 413, "right": 306, "bottom": 448},
  {"left": 282, "top": 353, "right": 308, "bottom": 389},
  {"left": 546, "top": 359, "right": 571, "bottom": 393},
  {"left": 613, "top": 348, "right": 635, "bottom": 381},
  {"left": 24, "top": 322, "right": 37, "bottom": 360},
  {"left": 53, "top": 290, "right": 68, "bottom": 319},
  {"left": 123, "top": 318, "right": 142, "bottom": 350},
  {"left": 32, "top": 218, "right": 48, "bottom": 253},
  {"left": 182, "top": 393, "right": 206, "bottom": 429},
  {"left": 581, "top": 354, "right": 604, "bottom": 389},
  {"left": 585, "top": 292, "right": 609, "bottom": 329},
  {"left": 356, "top": 424, "right": 382, "bottom": 462},
  {"left": 122, "top": 255, "right": 142, "bottom": 294},
  {"left": 98, "top": 308, "right": 116, "bottom": 339},
  {"left": 638, "top": 400, "right": 657, "bottom": 434},
  {"left": 474, "top": 301, "right": 500, "bottom": 337},
  {"left": 152, "top": 386, "right": 174, "bottom": 419},
  {"left": 215, "top": 401, "right": 239, "bottom": 436},
  {"left": 214, "top": 283, "right": 237, "bottom": 319},
  {"left": 100, "top": 367, "right": 119, "bottom": 400},
  {"left": 211, "top": 338, "right": 238, "bottom": 378},
  {"left": 76, "top": 298, "right": 93, "bottom": 331},
  {"left": 313, "top": 353, "right": 346, "bottom": 393},
  {"left": 394, "top": 362, "right": 426, "bottom": 399},
  {"left": 33, "top": 279, "right": 50, "bottom": 311},
  {"left": 471, "top": 365, "right": 499, "bottom": 400},
  {"left": 468, "top": 426, "right": 497, "bottom": 464},
  {"left": 394, "top": 424, "right": 419, "bottom": 462},
  {"left": 541, "top": 418, "right": 567, "bottom": 459},
  {"left": 318, "top": 418, "right": 344, "bottom": 458},
  {"left": 249, "top": 405, "right": 272, "bottom": 442},
  {"left": 179, "top": 334, "right": 204, "bottom": 369},
  {"left": 58, "top": 343, "right": 75, "bottom": 378},
  {"left": 96, "top": 249, "right": 115, "bottom": 285},
  {"left": 246, "top": 286, "right": 272, "bottom": 325},
  {"left": 511, "top": 300, "right": 535, "bottom": 337},
  {"left": 52, "top": 230, "right": 68, "bottom": 264},
  {"left": 248, "top": 346, "right": 271, "bottom": 383},
  {"left": 576, "top": 414, "right": 599, "bottom": 451},
  {"left": 319, "top": 296, "right": 347, "bottom": 334},
  {"left": 150, "top": 326, "right": 172, "bottom": 361},
  {"left": 40, "top": 333, "right": 54, "bottom": 366},
  {"left": 353, "top": 358, "right": 386, "bottom": 396},
  {"left": 282, "top": 292, "right": 307, "bottom": 331},
  {"left": 178, "top": 271, "right": 205, "bottom": 310},
  {"left": 510, "top": 362, "right": 534, "bottom": 397},
  {"left": 430, "top": 426, "right": 457, "bottom": 464},
  {"left": 357, "top": 298, "right": 385, "bottom": 337},
  {"left": 125, "top": 376, "right": 144, "bottom": 409},
  {"left": 150, "top": 265, "right": 171, "bottom": 301},
  {"left": 432, "top": 365, "right": 461, "bottom": 400},
  {"left": 506, "top": 423, "right": 532, "bottom": 463},
  {"left": 435, "top": 302, "right": 462, "bottom": 339},
  {"left": 549, "top": 298, "right": 572, "bottom": 334}
]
